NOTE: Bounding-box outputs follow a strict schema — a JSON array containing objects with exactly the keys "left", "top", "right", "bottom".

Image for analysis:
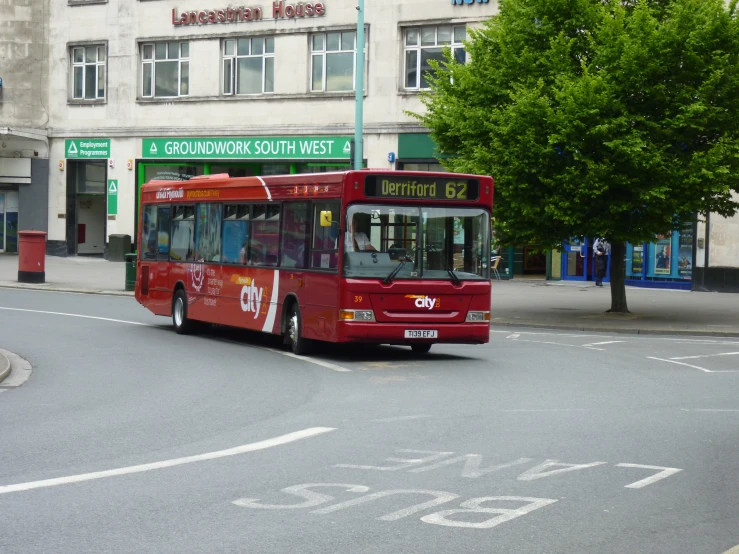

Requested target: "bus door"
[
  {"left": 563, "top": 237, "right": 588, "bottom": 281},
  {"left": 140, "top": 204, "right": 172, "bottom": 313}
]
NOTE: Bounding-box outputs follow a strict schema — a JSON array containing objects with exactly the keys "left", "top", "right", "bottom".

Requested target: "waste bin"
[
  {"left": 108, "top": 234, "right": 132, "bottom": 262},
  {"left": 18, "top": 230, "right": 48, "bottom": 284},
  {"left": 125, "top": 253, "right": 137, "bottom": 291}
]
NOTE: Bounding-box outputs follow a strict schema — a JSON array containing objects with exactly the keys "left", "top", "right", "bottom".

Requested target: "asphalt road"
[{"left": 1, "top": 288, "right": 738, "bottom": 554}]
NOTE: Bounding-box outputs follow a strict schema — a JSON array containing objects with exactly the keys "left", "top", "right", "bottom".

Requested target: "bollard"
[
  {"left": 125, "top": 252, "right": 137, "bottom": 291},
  {"left": 17, "top": 231, "right": 48, "bottom": 284}
]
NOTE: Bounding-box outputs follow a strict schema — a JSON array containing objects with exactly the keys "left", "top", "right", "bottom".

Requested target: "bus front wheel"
[
  {"left": 411, "top": 344, "right": 432, "bottom": 354},
  {"left": 287, "top": 305, "right": 311, "bottom": 355},
  {"left": 172, "top": 289, "right": 195, "bottom": 335}
]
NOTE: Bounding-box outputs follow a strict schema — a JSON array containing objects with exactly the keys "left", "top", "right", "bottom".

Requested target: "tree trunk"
[{"left": 608, "top": 240, "right": 629, "bottom": 313}]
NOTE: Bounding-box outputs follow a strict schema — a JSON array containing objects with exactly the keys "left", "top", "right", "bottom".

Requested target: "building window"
[
  {"left": 404, "top": 25, "right": 466, "bottom": 90},
  {"left": 142, "top": 42, "right": 189, "bottom": 98},
  {"left": 71, "top": 45, "right": 106, "bottom": 100},
  {"left": 311, "top": 31, "right": 356, "bottom": 92},
  {"left": 223, "top": 37, "right": 275, "bottom": 95}
]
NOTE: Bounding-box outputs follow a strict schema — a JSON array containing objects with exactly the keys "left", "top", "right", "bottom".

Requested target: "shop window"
[
  {"left": 221, "top": 204, "right": 250, "bottom": 264},
  {"left": 251, "top": 204, "right": 281, "bottom": 266},
  {"left": 311, "top": 201, "right": 340, "bottom": 269},
  {"left": 142, "top": 41, "right": 189, "bottom": 98},
  {"left": 144, "top": 165, "right": 202, "bottom": 182},
  {"left": 223, "top": 37, "right": 275, "bottom": 95},
  {"left": 196, "top": 204, "right": 222, "bottom": 262},
  {"left": 74, "top": 162, "right": 106, "bottom": 194},
  {"left": 170, "top": 205, "right": 196, "bottom": 261},
  {"left": 280, "top": 202, "right": 310, "bottom": 268},
  {"left": 403, "top": 25, "right": 465, "bottom": 90},
  {"left": 71, "top": 45, "right": 106, "bottom": 100},
  {"left": 311, "top": 31, "right": 357, "bottom": 92}
]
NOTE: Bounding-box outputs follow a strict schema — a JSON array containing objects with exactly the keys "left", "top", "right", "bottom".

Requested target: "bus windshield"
[{"left": 343, "top": 204, "right": 490, "bottom": 281}]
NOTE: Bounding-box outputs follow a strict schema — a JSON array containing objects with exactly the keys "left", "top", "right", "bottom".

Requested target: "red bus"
[{"left": 135, "top": 170, "right": 493, "bottom": 354}]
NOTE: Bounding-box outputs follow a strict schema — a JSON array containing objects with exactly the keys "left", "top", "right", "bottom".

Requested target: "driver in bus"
[{"left": 346, "top": 213, "right": 377, "bottom": 252}]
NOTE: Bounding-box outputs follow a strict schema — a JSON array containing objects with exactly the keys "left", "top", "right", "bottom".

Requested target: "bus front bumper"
[{"left": 337, "top": 322, "right": 490, "bottom": 345}]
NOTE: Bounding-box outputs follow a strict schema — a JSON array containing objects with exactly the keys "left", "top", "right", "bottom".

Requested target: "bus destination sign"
[{"left": 364, "top": 175, "right": 480, "bottom": 201}]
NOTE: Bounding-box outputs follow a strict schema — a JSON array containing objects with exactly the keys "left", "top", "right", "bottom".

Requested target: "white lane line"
[
  {"left": 581, "top": 341, "right": 625, "bottom": 347},
  {"left": 499, "top": 409, "right": 590, "bottom": 413},
  {"left": 681, "top": 409, "right": 739, "bottom": 412},
  {"left": 0, "top": 427, "right": 335, "bottom": 495},
  {"left": 491, "top": 329, "right": 739, "bottom": 345},
  {"left": 670, "top": 352, "right": 739, "bottom": 360},
  {"left": 647, "top": 357, "right": 712, "bottom": 373},
  {"left": 3, "top": 306, "right": 352, "bottom": 373},
  {"left": 647, "top": 357, "right": 739, "bottom": 373},
  {"left": 0, "top": 306, "right": 155, "bottom": 327},
  {"left": 271, "top": 349, "right": 352, "bottom": 372},
  {"left": 506, "top": 337, "right": 605, "bottom": 351},
  {"left": 372, "top": 415, "right": 431, "bottom": 422}
]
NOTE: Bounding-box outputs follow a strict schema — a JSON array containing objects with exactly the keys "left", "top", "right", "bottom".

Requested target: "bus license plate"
[{"left": 404, "top": 330, "right": 438, "bottom": 339}]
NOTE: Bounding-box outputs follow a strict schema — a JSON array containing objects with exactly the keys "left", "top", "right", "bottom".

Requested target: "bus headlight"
[
  {"left": 340, "top": 309, "right": 376, "bottom": 322},
  {"left": 466, "top": 311, "right": 490, "bottom": 322}
]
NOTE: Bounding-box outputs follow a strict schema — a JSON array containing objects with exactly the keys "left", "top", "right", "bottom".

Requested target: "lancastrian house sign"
[
  {"left": 172, "top": 1, "right": 326, "bottom": 25},
  {"left": 142, "top": 137, "right": 352, "bottom": 160}
]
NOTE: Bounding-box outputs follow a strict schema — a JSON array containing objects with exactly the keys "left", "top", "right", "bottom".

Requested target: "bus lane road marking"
[
  {"left": 0, "top": 427, "right": 335, "bottom": 495},
  {"left": 232, "top": 448, "right": 683, "bottom": 531}
]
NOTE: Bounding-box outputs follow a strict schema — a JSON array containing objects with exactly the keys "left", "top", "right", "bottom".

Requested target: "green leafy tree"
[{"left": 413, "top": 0, "right": 739, "bottom": 312}]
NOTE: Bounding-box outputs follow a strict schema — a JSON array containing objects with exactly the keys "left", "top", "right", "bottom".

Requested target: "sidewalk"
[
  {"left": 0, "top": 254, "right": 132, "bottom": 296},
  {"left": 1, "top": 254, "right": 738, "bottom": 337},
  {"left": 491, "top": 278, "right": 739, "bottom": 337}
]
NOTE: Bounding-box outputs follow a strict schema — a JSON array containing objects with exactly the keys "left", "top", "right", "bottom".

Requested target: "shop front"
[
  {"left": 0, "top": 156, "right": 49, "bottom": 254},
  {"left": 134, "top": 135, "right": 354, "bottom": 247},
  {"left": 560, "top": 228, "right": 694, "bottom": 289}
]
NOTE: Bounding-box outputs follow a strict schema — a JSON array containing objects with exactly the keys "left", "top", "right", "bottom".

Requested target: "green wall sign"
[
  {"left": 142, "top": 137, "right": 352, "bottom": 160},
  {"left": 107, "top": 179, "right": 118, "bottom": 215},
  {"left": 65, "top": 139, "right": 110, "bottom": 159}
]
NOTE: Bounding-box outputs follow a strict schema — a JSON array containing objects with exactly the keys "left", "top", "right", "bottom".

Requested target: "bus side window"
[
  {"left": 170, "top": 205, "right": 196, "bottom": 262},
  {"left": 156, "top": 206, "right": 170, "bottom": 261},
  {"left": 280, "top": 202, "right": 309, "bottom": 269},
  {"left": 311, "top": 201, "right": 339, "bottom": 269},
  {"left": 196, "top": 203, "right": 222, "bottom": 262},
  {"left": 251, "top": 204, "right": 281, "bottom": 267},
  {"left": 142, "top": 205, "right": 158, "bottom": 260},
  {"left": 222, "top": 204, "right": 249, "bottom": 264}
]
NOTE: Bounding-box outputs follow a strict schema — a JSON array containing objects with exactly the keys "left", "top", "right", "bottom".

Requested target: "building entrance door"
[{"left": 562, "top": 237, "right": 588, "bottom": 281}]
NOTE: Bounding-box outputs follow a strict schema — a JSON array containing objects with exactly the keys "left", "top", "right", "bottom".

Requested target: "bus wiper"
[
  {"left": 447, "top": 268, "right": 461, "bottom": 286},
  {"left": 383, "top": 247, "right": 416, "bottom": 284}
]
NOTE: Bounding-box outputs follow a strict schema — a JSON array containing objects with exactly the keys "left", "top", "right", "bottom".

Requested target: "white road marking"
[
  {"left": 506, "top": 337, "right": 605, "bottom": 351},
  {"left": 670, "top": 352, "right": 739, "bottom": 360},
  {"left": 681, "top": 409, "right": 739, "bottom": 412},
  {"left": 420, "top": 496, "right": 558, "bottom": 529},
  {"left": 335, "top": 450, "right": 454, "bottom": 472},
  {"left": 647, "top": 357, "right": 739, "bottom": 373},
  {"left": 0, "top": 427, "right": 336, "bottom": 495},
  {"left": 491, "top": 329, "right": 739, "bottom": 345},
  {"left": 499, "top": 409, "right": 589, "bottom": 413},
  {"left": 372, "top": 415, "right": 431, "bottom": 422},
  {"left": 506, "top": 333, "right": 520, "bottom": 339},
  {"left": 517, "top": 460, "right": 607, "bottom": 481},
  {"left": 0, "top": 306, "right": 155, "bottom": 327},
  {"left": 581, "top": 341, "right": 625, "bottom": 347},
  {"left": 616, "top": 463, "right": 682, "bottom": 489},
  {"left": 3, "top": 305, "right": 352, "bottom": 373}
]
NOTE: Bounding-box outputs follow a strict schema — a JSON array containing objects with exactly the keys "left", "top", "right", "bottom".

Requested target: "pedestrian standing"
[{"left": 593, "top": 236, "right": 610, "bottom": 287}]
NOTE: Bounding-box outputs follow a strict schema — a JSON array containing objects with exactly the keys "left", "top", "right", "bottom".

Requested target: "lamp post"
[{"left": 353, "top": 0, "right": 365, "bottom": 170}]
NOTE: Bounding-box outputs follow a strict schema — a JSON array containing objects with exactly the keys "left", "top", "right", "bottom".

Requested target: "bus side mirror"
[{"left": 319, "top": 211, "right": 333, "bottom": 227}]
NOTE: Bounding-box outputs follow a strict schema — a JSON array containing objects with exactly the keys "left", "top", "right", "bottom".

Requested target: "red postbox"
[{"left": 18, "top": 231, "right": 48, "bottom": 284}]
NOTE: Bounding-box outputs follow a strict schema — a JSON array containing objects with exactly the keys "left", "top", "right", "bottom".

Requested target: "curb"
[
  {"left": 490, "top": 321, "right": 739, "bottom": 338},
  {"left": 0, "top": 284, "right": 134, "bottom": 297},
  {"left": 0, "top": 351, "right": 10, "bottom": 385}
]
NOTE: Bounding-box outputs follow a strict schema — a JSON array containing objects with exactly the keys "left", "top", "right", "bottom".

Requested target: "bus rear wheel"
[
  {"left": 172, "top": 289, "right": 195, "bottom": 335},
  {"left": 287, "top": 305, "right": 311, "bottom": 355},
  {"left": 411, "top": 344, "right": 432, "bottom": 354}
]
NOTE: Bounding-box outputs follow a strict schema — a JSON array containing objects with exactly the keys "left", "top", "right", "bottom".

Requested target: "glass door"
[
  {"left": 0, "top": 192, "right": 5, "bottom": 253},
  {"left": 562, "top": 237, "right": 588, "bottom": 280}
]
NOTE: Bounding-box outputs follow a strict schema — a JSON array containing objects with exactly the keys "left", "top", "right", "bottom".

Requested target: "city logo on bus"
[
  {"left": 240, "top": 279, "right": 266, "bottom": 318},
  {"left": 156, "top": 188, "right": 185, "bottom": 200},
  {"left": 405, "top": 295, "right": 440, "bottom": 310},
  {"left": 190, "top": 264, "right": 205, "bottom": 292}
]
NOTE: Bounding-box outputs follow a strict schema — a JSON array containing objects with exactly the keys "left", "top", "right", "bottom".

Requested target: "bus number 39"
[{"left": 446, "top": 181, "right": 468, "bottom": 200}]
